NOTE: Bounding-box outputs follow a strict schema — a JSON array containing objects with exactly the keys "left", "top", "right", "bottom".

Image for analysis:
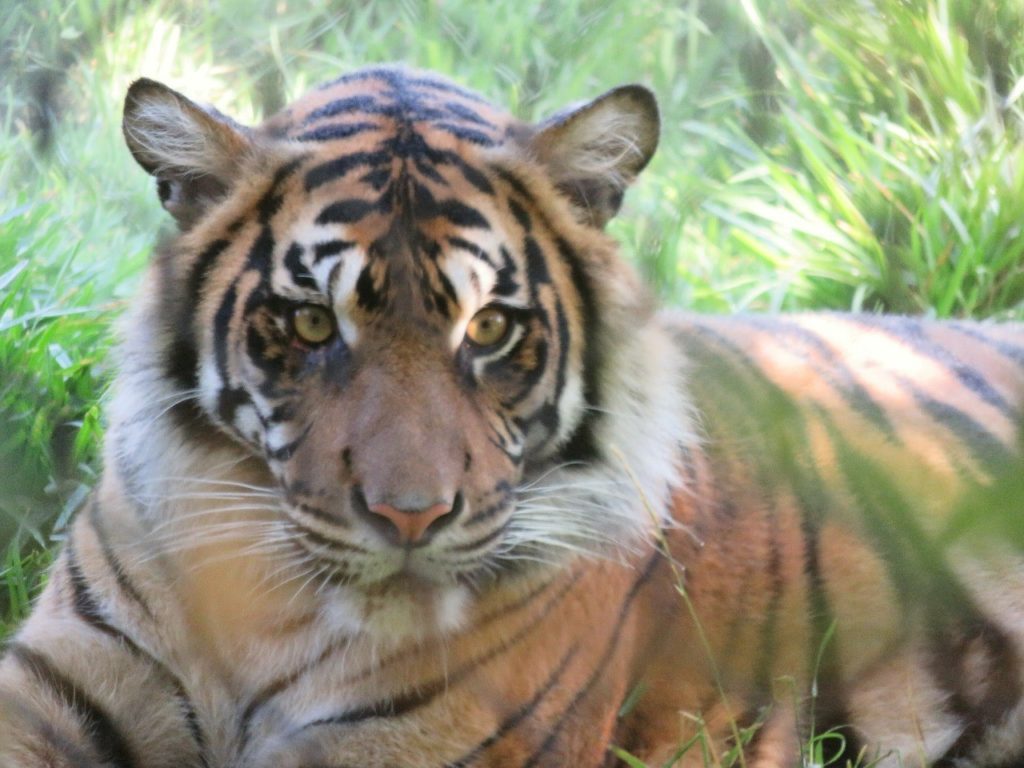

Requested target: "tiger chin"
[{"left": 2, "top": 65, "right": 1024, "bottom": 768}]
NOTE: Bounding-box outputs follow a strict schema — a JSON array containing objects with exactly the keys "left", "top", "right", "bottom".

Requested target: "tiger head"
[{"left": 116, "top": 67, "right": 688, "bottom": 638}]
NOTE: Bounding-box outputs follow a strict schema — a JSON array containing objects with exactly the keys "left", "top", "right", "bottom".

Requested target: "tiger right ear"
[
  {"left": 531, "top": 85, "right": 659, "bottom": 228},
  {"left": 123, "top": 78, "right": 251, "bottom": 230}
]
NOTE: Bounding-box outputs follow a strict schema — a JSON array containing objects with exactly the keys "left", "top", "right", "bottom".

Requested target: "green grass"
[{"left": 1, "top": 0, "right": 1024, "bottom": 760}]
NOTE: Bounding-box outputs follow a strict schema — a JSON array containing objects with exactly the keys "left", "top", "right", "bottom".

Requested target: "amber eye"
[
  {"left": 291, "top": 305, "right": 335, "bottom": 345},
  {"left": 465, "top": 306, "right": 511, "bottom": 348}
]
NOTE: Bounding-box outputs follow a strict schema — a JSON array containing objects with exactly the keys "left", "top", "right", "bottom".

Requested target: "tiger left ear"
[
  {"left": 531, "top": 85, "right": 659, "bottom": 228},
  {"left": 123, "top": 78, "right": 252, "bottom": 230}
]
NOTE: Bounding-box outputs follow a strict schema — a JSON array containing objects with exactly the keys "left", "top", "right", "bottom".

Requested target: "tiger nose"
[{"left": 364, "top": 493, "right": 462, "bottom": 546}]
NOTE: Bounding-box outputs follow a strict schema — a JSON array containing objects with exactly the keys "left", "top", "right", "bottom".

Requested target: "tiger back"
[{"left": 1, "top": 65, "right": 1023, "bottom": 768}]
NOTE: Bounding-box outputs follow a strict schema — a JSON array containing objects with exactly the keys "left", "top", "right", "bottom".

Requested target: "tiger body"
[{"left": 1, "top": 66, "right": 1023, "bottom": 768}]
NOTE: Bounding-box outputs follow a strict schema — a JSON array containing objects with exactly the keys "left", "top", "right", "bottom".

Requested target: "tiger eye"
[
  {"left": 465, "top": 307, "right": 511, "bottom": 348},
  {"left": 291, "top": 305, "right": 335, "bottom": 345}
]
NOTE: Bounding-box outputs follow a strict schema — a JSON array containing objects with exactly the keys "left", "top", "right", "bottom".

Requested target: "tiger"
[{"left": 1, "top": 63, "right": 1023, "bottom": 768}]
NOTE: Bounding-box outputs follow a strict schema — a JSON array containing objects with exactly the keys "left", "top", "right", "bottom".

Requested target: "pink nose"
[{"left": 367, "top": 500, "right": 455, "bottom": 545}]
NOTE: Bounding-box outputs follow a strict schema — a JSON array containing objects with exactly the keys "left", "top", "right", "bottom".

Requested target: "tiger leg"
[{"left": 0, "top": 517, "right": 207, "bottom": 767}]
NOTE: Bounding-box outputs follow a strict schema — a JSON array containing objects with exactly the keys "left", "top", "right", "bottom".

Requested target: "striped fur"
[{"left": 1, "top": 66, "right": 1023, "bottom": 768}]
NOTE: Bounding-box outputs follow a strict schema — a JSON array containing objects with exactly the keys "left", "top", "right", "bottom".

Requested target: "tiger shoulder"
[{"left": 1, "top": 64, "right": 1022, "bottom": 768}]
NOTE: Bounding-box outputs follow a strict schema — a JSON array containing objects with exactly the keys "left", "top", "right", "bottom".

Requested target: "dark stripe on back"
[
  {"left": 858, "top": 315, "right": 1017, "bottom": 418},
  {"left": 8, "top": 643, "right": 137, "bottom": 768},
  {"left": 824, "top": 414, "right": 975, "bottom": 614},
  {"left": 949, "top": 324, "right": 1024, "bottom": 367},
  {"left": 735, "top": 316, "right": 897, "bottom": 441},
  {"left": 898, "top": 374, "right": 1016, "bottom": 469},
  {"left": 754, "top": 518, "right": 784, "bottom": 692}
]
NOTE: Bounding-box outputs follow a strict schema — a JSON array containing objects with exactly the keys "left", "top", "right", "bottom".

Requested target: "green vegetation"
[{"left": 1, "top": 0, "right": 1023, "bottom": 758}]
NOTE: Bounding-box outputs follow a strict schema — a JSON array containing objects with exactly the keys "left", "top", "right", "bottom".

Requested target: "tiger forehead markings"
[
  {"left": 270, "top": 69, "right": 514, "bottom": 333},
  {"left": 3, "top": 63, "right": 1024, "bottom": 768},
  {"left": 214, "top": 70, "right": 581, "bottom": 469}
]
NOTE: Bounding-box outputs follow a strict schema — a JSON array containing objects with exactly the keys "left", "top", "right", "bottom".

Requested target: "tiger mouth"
[{"left": 286, "top": 524, "right": 468, "bottom": 589}]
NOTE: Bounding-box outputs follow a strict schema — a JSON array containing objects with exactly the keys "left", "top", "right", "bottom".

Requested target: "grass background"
[{"left": 2, "top": 0, "right": 1023, "bottom": 718}]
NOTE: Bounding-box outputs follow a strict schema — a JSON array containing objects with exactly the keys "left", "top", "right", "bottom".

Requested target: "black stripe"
[
  {"left": 437, "top": 199, "right": 489, "bottom": 229},
  {"left": 554, "top": 238, "right": 601, "bottom": 464},
  {"left": 464, "top": 481, "right": 513, "bottom": 526},
  {"left": 521, "top": 552, "right": 662, "bottom": 766},
  {"left": 305, "top": 150, "right": 391, "bottom": 192},
  {"left": 432, "top": 149, "right": 495, "bottom": 194},
  {"left": 508, "top": 198, "right": 531, "bottom": 233},
  {"left": 447, "top": 236, "right": 496, "bottom": 268},
  {"left": 294, "top": 524, "right": 369, "bottom": 555},
  {"left": 283, "top": 243, "right": 317, "bottom": 289},
  {"left": 316, "top": 199, "right": 377, "bottom": 225},
  {"left": 899, "top": 374, "right": 1017, "bottom": 470},
  {"left": 433, "top": 122, "right": 497, "bottom": 146},
  {"left": 754, "top": 521, "right": 784, "bottom": 692},
  {"left": 306, "top": 95, "right": 385, "bottom": 122},
  {"left": 295, "top": 121, "right": 377, "bottom": 143},
  {"left": 445, "top": 520, "right": 509, "bottom": 554},
  {"left": 164, "top": 237, "right": 231, "bottom": 388},
  {"left": 858, "top": 316, "right": 1017, "bottom": 418},
  {"left": 444, "top": 644, "right": 579, "bottom": 767},
  {"left": 314, "top": 239, "right": 356, "bottom": 263},
  {"left": 787, "top": 459, "right": 855, "bottom": 762},
  {"left": 186, "top": 238, "right": 230, "bottom": 313},
  {"left": 212, "top": 278, "right": 239, "bottom": 387},
  {"left": 8, "top": 643, "right": 137, "bottom": 768},
  {"left": 87, "top": 499, "right": 155, "bottom": 620},
  {"left": 443, "top": 101, "right": 495, "bottom": 128},
  {"left": 825, "top": 415, "right": 974, "bottom": 613},
  {"left": 66, "top": 540, "right": 123, "bottom": 639}
]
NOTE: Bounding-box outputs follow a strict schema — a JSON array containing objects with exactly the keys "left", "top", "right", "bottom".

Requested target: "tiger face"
[{"left": 120, "top": 67, "right": 668, "bottom": 637}]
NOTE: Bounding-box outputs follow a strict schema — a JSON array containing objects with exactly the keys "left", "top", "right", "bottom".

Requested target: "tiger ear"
[
  {"left": 123, "top": 78, "right": 251, "bottom": 229},
  {"left": 531, "top": 85, "right": 659, "bottom": 228}
]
